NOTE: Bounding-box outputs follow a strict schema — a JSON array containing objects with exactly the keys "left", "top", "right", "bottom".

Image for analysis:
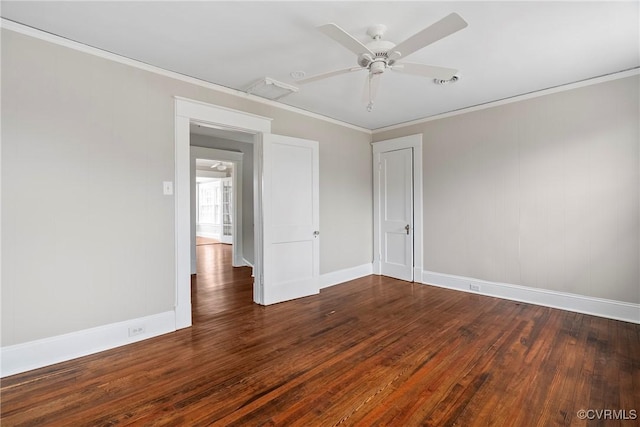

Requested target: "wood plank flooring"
[
  {"left": 1, "top": 244, "right": 639, "bottom": 426},
  {"left": 196, "top": 236, "right": 221, "bottom": 246}
]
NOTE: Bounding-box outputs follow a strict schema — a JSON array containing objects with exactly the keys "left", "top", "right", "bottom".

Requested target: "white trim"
[
  {"left": 1, "top": 19, "right": 369, "bottom": 134},
  {"left": 319, "top": 263, "right": 374, "bottom": 290},
  {"left": 253, "top": 134, "right": 265, "bottom": 305},
  {"left": 372, "top": 134, "right": 423, "bottom": 281},
  {"left": 5, "top": 19, "right": 634, "bottom": 136},
  {"left": 243, "top": 259, "right": 255, "bottom": 280},
  {"left": 195, "top": 170, "right": 227, "bottom": 179},
  {"left": 373, "top": 68, "right": 640, "bottom": 133},
  {"left": 176, "top": 97, "right": 271, "bottom": 321},
  {"left": 1, "top": 311, "right": 176, "bottom": 378},
  {"left": 191, "top": 146, "right": 245, "bottom": 268},
  {"left": 177, "top": 97, "right": 271, "bottom": 133},
  {"left": 421, "top": 270, "right": 640, "bottom": 324}
]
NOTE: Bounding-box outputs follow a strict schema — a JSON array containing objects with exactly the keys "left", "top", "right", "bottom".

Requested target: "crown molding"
[
  {"left": 1, "top": 19, "right": 371, "bottom": 135},
  {"left": 3, "top": 18, "right": 637, "bottom": 137},
  {"left": 373, "top": 68, "right": 640, "bottom": 134}
]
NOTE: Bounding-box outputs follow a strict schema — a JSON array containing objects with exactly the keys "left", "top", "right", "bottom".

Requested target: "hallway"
[{"left": 192, "top": 242, "right": 254, "bottom": 317}]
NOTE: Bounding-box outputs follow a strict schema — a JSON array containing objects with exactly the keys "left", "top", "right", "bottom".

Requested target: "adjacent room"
[{"left": 1, "top": 2, "right": 638, "bottom": 425}]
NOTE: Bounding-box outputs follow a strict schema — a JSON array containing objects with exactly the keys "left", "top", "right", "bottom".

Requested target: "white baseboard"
[
  {"left": 242, "top": 258, "right": 254, "bottom": 277},
  {"left": 320, "top": 263, "right": 373, "bottom": 289},
  {"left": 421, "top": 270, "right": 640, "bottom": 324},
  {"left": 196, "top": 232, "right": 220, "bottom": 239},
  {"left": 1, "top": 310, "right": 176, "bottom": 378},
  {"left": 10, "top": 268, "right": 631, "bottom": 378}
]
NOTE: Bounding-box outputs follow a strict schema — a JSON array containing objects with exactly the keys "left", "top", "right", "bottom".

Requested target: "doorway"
[
  {"left": 190, "top": 143, "right": 246, "bottom": 272},
  {"left": 195, "top": 170, "right": 232, "bottom": 243},
  {"left": 175, "top": 97, "right": 321, "bottom": 329},
  {"left": 372, "top": 134, "right": 424, "bottom": 282},
  {"left": 174, "top": 97, "right": 271, "bottom": 329}
]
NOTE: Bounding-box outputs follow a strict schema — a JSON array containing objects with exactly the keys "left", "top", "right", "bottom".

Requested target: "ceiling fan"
[{"left": 296, "top": 13, "right": 468, "bottom": 111}]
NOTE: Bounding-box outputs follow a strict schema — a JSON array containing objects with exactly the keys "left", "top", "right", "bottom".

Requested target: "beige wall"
[
  {"left": 1, "top": 29, "right": 372, "bottom": 346},
  {"left": 374, "top": 76, "right": 639, "bottom": 304}
]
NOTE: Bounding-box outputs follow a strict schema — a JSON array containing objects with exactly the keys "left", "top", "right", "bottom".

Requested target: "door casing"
[
  {"left": 175, "top": 97, "right": 272, "bottom": 328},
  {"left": 372, "top": 134, "right": 424, "bottom": 282}
]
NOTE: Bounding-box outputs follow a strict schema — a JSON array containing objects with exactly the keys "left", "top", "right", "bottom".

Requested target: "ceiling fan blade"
[
  {"left": 390, "top": 13, "right": 468, "bottom": 61},
  {"left": 318, "top": 23, "right": 375, "bottom": 56},
  {"left": 393, "top": 63, "right": 458, "bottom": 80},
  {"left": 296, "top": 67, "right": 363, "bottom": 84}
]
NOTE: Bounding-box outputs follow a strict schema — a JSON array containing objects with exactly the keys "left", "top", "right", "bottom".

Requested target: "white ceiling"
[{"left": 2, "top": 1, "right": 638, "bottom": 130}]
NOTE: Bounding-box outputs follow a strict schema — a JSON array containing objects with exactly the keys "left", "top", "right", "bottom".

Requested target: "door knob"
[
  {"left": 405, "top": 224, "right": 410, "bottom": 235},
  {"left": 313, "top": 230, "right": 320, "bottom": 237}
]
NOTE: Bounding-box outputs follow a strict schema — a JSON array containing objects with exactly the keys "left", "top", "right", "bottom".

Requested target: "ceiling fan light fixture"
[
  {"left": 246, "top": 77, "right": 298, "bottom": 100},
  {"left": 370, "top": 61, "right": 386, "bottom": 74},
  {"left": 210, "top": 161, "right": 231, "bottom": 171}
]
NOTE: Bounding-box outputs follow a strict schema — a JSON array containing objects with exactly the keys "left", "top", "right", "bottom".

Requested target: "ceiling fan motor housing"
[
  {"left": 363, "top": 37, "right": 396, "bottom": 72},
  {"left": 367, "top": 39, "right": 396, "bottom": 57}
]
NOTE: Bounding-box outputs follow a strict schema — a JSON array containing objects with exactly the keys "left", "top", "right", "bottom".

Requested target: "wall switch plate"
[{"left": 163, "top": 181, "right": 173, "bottom": 195}]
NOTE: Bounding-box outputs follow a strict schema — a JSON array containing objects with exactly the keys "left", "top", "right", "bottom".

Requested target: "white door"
[
  {"left": 379, "top": 148, "right": 414, "bottom": 281},
  {"left": 261, "top": 133, "right": 320, "bottom": 304}
]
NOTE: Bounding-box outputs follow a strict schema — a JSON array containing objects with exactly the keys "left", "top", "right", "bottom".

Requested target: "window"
[{"left": 198, "top": 181, "right": 221, "bottom": 225}]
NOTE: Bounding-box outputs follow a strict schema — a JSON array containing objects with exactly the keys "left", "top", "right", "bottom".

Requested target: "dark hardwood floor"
[{"left": 1, "top": 244, "right": 639, "bottom": 426}]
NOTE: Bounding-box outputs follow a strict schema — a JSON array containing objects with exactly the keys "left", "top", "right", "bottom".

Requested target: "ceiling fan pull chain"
[{"left": 367, "top": 75, "right": 374, "bottom": 112}]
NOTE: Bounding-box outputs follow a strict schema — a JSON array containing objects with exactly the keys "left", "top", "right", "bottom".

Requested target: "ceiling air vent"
[{"left": 246, "top": 77, "right": 299, "bottom": 100}]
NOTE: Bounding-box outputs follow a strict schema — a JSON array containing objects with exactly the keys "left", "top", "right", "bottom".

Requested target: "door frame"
[
  {"left": 372, "top": 134, "right": 424, "bottom": 282},
  {"left": 191, "top": 146, "right": 244, "bottom": 270},
  {"left": 175, "top": 97, "right": 271, "bottom": 329}
]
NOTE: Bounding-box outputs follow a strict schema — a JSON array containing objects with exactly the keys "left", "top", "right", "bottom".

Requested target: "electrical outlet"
[
  {"left": 469, "top": 283, "right": 481, "bottom": 292},
  {"left": 128, "top": 326, "right": 145, "bottom": 337}
]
